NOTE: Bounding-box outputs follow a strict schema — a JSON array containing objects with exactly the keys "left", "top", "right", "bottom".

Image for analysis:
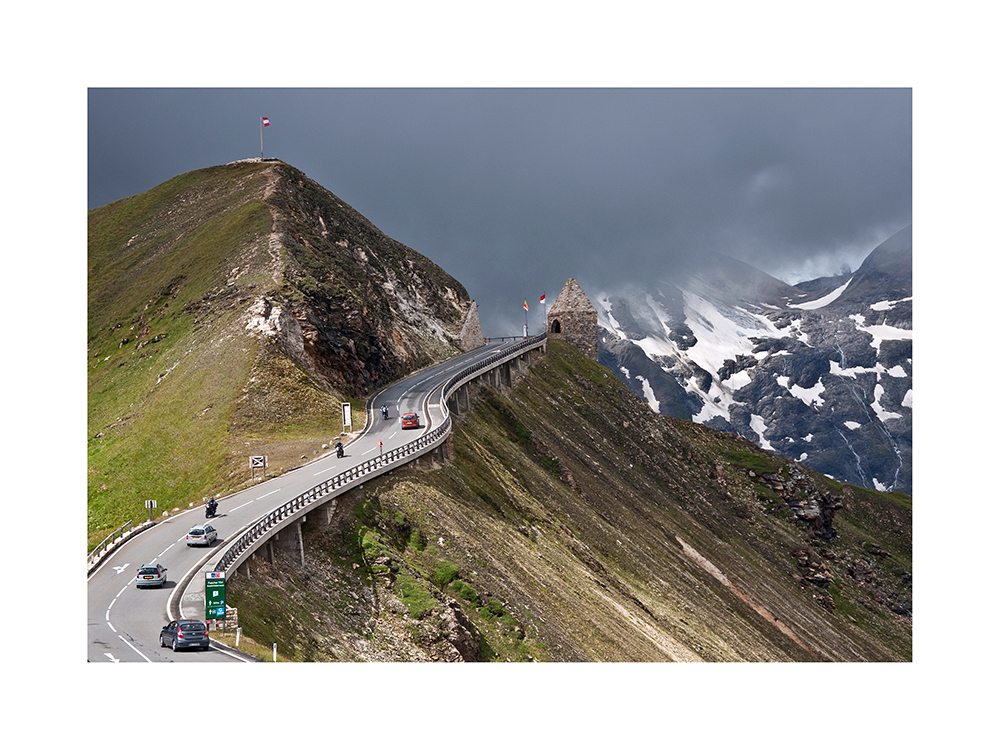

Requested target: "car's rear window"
[
  {"left": 180, "top": 623, "right": 205, "bottom": 632},
  {"left": 139, "top": 567, "right": 158, "bottom": 575},
  {"left": 190, "top": 529, "right": 204, "bottom": 535}
]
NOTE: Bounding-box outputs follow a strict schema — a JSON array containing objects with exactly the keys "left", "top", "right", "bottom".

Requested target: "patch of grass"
[
  {"left": 449, "top": 580, "right": 480, "bottom": 606},
  {"left": 431, "top": 560, "right": 459, "bottom": 587},
  {"left": 723, "top": 448, "right": 781, "bottom": 475},
  {"left": 395, "top": 574, "right": 438, "bottom": 619},
  {"left": 408, "top": 528, "right": 427, "bottom": 552}
]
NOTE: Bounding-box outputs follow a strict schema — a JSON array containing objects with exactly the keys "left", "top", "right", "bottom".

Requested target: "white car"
[
  {"left": 136, "top": 564, "right": 167, "bottom": 588},
  {"left": 186, "top": 524, "right": 217, "bottom": 546}
]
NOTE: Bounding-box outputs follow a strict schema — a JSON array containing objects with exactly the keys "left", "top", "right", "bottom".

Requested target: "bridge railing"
[{"left": 213, "top": 334, "right": 546, "bottom": 574}]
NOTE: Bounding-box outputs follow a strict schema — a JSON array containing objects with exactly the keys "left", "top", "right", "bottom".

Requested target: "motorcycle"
[
  {"left": 336, "top": 442, "right": 345, "bottom": 458},
  {"left": 205, "top": 499, "right": 218, "bottom": 518},
  {"left": 381, "top": 405, "right": 389, "bottom": 420}
]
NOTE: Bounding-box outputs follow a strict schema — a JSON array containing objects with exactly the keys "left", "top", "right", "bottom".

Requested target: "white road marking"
[
  {"left": 118, "top": 635, "right": 152, "bottom": 663},
  {"left": 231, "top": 499, "right": 256, "bottom": 510},
  {"left": 112, "top": 564, "right": 130, "bottom": 575},
  {"left": 257, "top": 489, "right": 281, "bottom": 500},
  {"left": 104, "top": 653, "right": 119, "bottom": 663}
]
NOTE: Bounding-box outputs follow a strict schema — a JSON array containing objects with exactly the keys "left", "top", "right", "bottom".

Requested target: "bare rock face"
[
  {"left": 459, "top": 302, "right": 485, "bottom": 352},
  {"left": 440, "top": 599, "right": 480, "bottom": 661},
  {"left": 246, "top": 162, "right": 479, "bottom": 397}
]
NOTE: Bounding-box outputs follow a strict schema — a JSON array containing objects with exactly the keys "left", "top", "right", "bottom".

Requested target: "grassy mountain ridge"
[
  {"left": 227, "top": 341, "right": 911, "bottom": 662},
  {"left": 88, "top": 161, "right": 475, "bottom": 548}
]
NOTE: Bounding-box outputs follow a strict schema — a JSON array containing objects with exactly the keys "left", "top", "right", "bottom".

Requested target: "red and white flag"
[
  {"left": 261, "top": 117, "right": 270, "bottom": 127},
  {"left": 540, "top": 294, "right": 545, "bottom": 303}
]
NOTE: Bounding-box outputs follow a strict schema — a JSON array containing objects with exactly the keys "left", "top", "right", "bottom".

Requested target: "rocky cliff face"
[
  {"left": 597, "top": 226, "right": 912, "bottom": 494},
  {"left": 245, "top": 161, "right": 481, "bottom": 396}
]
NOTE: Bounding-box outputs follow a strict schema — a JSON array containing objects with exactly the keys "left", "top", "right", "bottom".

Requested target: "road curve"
[{"left": 87, "top": 341, "right": 512, "bottom": 663}]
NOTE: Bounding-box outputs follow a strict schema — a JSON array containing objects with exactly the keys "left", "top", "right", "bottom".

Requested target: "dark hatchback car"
[{"left": 160, "top": 620, "right": 210, "bottom": 651}]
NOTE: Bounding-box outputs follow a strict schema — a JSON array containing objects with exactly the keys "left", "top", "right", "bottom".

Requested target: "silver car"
[
  {"left": 186, "top": 524, "right": 217, "bottom": 546},
  {"left": 135, "top": 564, "right": 167, "bottom": 588}
]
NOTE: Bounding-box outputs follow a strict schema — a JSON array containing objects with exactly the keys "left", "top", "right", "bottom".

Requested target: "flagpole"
[{"left": 260, "top": 117, "right": 263, "bottom": 160}]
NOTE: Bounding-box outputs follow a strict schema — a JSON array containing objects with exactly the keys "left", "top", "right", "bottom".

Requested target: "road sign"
[
  {"left": 206, "top": 571, "right": 226, "bottom": 620},
  {"left": 342, "top": 402, "right": 352, "bottom": 432},
  {"left": 250, "top": 456, "right": 266, "bottom": 468}
]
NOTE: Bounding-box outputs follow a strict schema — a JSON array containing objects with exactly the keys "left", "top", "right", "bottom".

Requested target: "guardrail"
[
  {"left": 213, "top": 334, "right": 546, "bottom": 575},
  {"left": 88, "top": 520, "right": 135, "bottom": 567}
]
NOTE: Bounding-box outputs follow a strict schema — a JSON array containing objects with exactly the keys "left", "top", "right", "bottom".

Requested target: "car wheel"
[
  {"left": 172, "top": 638, "right": 178, "bottom": 652},
  {"left": 160, "top": 635, "right": 166, "bottom": 648}
]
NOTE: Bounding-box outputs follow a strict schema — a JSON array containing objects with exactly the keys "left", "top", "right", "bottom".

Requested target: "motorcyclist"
[
  {"left": 381, "top": 404, "right": 389, "bottom": 419},
  {"left": 206, "top": 496, "right": 218, "bottom": 517},
  {"left": 335, "top": 441, "right": 344, "bottom": 458}
]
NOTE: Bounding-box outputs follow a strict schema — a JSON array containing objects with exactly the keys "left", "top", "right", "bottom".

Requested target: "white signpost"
[
  {"left": 342, "top": 402, "right": 352, "bottom": 433},
  {"left": 250, "top": 455, "right": 266, "bottom": 481}
]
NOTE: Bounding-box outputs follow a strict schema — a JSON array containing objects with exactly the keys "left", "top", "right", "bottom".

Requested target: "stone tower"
[{"left": 547, "top": 278, "right": 598, "bottom": 360}]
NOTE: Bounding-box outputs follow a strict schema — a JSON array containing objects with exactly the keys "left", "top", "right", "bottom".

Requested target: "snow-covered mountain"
[{"left": 597, "top": 226, "right": 912, "bottom": 495}]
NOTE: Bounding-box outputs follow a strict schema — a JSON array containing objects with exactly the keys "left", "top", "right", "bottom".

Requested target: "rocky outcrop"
[{"left": 246, "top": 162, "right": 477, "bottom": 397}]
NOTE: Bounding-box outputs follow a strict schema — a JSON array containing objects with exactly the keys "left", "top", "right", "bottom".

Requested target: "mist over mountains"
[{"left": 597, "top": 226, "right": 912, "bottom": 494}]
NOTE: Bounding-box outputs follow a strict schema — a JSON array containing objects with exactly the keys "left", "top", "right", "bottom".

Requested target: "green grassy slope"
[{"left": 87, "top": 163, "right": 347, "bottom": 548}]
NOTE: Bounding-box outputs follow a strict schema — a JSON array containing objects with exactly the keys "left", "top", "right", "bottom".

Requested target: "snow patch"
[
  {"left": 635, "top": 376, "right": 660, "bottom": 413},
  {"left": 871, "top": 384, "right": 903, "bottom": 421},
  {"left": 789, "top": 278, "right": 852, "bottom": 310},
  {"left": 777, "top": 375, "right": 826, "bottom": 407},
  {"left": 749, "top": 414, "right": 774, "bottom": 451},
  {"left": 871, "top": 297, "right": 912, "bottom": 312},
  {"left": 849, "top": 314, "right": 913, "bottom": 354}
]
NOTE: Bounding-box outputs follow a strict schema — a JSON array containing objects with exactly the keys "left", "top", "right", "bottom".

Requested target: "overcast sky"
[{"left": 88, "top": 88, "right": 910, "bottom": 336}]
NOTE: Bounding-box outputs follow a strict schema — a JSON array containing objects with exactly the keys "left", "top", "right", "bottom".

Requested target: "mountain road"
[{"left": 86, "top": 341, "right": 513, "bottom": 663}]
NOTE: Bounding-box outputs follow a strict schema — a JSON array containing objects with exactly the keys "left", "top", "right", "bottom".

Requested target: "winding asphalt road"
[{"left": 87, "top": 342, "right": 510, "bottom": 663}]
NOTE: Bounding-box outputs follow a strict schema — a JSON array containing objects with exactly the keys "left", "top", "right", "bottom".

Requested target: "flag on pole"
[
  {"left": 540, "top": 294, "right": 545, "bottom": 303},
  {"left": 523, "top": 300, "right": 529, "bottom": 311},
  {"left": 261, "top": 117, "right": 270, "bottom": 127}
]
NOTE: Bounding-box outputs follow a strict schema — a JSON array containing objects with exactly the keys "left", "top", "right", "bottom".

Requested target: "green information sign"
[{"left": 206, "top": 571, "right": 226, "bottom": 620}]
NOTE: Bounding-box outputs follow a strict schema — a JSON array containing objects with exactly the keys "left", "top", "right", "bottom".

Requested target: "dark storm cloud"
[{"left": 88, "top": 88, "right": 911, "bottom": 335}]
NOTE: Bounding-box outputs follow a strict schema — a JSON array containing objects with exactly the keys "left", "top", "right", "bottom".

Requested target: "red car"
[{"left": 401, "top": 412, "right": 419, "bottom": 429}]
